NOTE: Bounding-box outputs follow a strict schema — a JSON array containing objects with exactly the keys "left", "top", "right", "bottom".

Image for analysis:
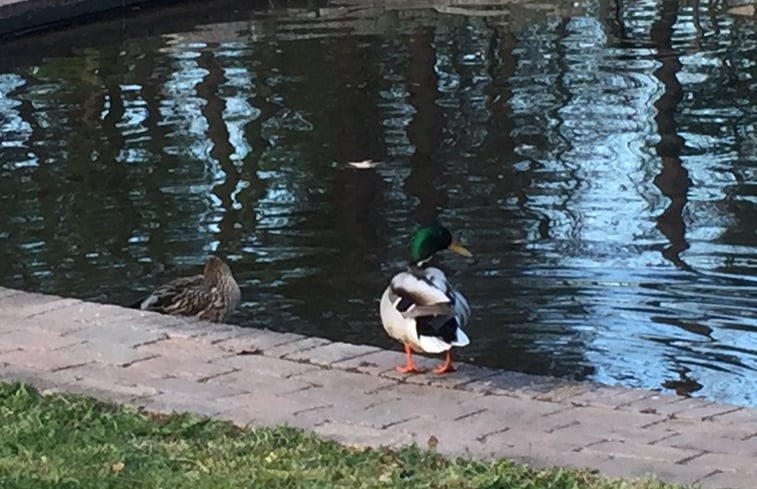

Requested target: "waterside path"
[{"left": 0, "top": 287, "right": 755, "bottom": 488}]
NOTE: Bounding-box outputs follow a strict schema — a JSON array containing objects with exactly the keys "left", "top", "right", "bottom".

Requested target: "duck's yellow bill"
[{"left": 448, "top": 241, "right": 472, "bottom": 257}]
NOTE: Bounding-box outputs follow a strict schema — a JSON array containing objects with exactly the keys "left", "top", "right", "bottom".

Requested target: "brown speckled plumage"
[{"left": 138, "top": 256, "right": 241, "bottom": 323}]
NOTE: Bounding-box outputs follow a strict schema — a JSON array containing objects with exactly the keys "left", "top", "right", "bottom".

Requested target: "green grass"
[{"left": 0, "top": 382, "right": 687, "bottom": 489}]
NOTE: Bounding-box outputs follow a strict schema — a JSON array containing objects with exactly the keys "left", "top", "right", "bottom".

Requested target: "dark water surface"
[{"left": 1, "top": 0, "right": 756, "bottom": 405}]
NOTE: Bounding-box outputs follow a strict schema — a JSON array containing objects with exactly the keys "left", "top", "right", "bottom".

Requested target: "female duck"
[
  {"left": 379, "top": 224, "right": 471, "bottom": 374},
  {"left": 137, "top": 255, "right": 241, "bottom": 323}
]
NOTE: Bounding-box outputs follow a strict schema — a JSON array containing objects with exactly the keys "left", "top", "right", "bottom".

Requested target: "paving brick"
[
  {"left": 389, "top": 419, "right": 492, "bottom": 457},
  {"left": 0, "top": 365, "right": 77, "bottom": 391},
  {"left": 595, "top": 456, "right": 717, "bottom": 486},
  {"left": 639, "top": 414, "right": 699, "bottom": 431},
  {"left": 15, "top": 298, "right": 84, "bottom": 319},
  {"left": 623, "top": 395, "right": 738, "bottom": 419},
  {"left": 135, "top": 392, "right": 225, "bottom": 417},
  {"left": 622, "top": 389, "right": 675, "bottom": 409},
  {"left": 533, "top": 405, "right": 673, "bottom": 444},
  {"left": 60, "top": 376, "right": 157, "bottom": 404},
  {"left": 218, "top": 392, "right": 329, "bottom": 429},
  {"left": 137, "top": 313, "right": 216, "bottom": 338},
  {"left": 531, "top": 383, "right": 597, "bottom": 403},
  {"left": 697, "top": 470, "right": 756, "bottom": 489},
  {"left": 478, "top": 390, "right": 570, "bottom": 410},
  {"left": 583, "top": 440, "right": 704, "bottom": 464},
  {"left": 567, "top": 385, "right": 660, "bottom": 409},
  {"left": 217, "top": 392, "right": 299, "bottom": 423},
  {"left": 135, "top": 336, "right": 227, "bottom": 360},
  {"left": 265, "top": 413, "right": 326, "bottom": 431},
  {"left": 204, "top": 369, "right": 315, "bottom": 396},
  {"left": 127, "top": 355, "right": 235, "bottom": 382},
  {"left": 300, "top": 388, "right": 410, "bottom": 429},
  {"left": 0, "top": 287, "right": 21, "bottom": 299},
  {"left": 0, "top": 292, "right": 73, "bottom": 317},
  {"left": 214, "top": 329, "right": 306, "bottom": 354},
  {"left": 0, "top": 315, "right": 31, "bottom": 335},
  {"left": 394, "top": 416, "right": 605, "bottom": 463},
  {"left": 296, "top": 379, "right": 440, "bottom": 417},
  {"left": 24, "top": 302, "right": 136, "bottom": 335},
  {"left": 63, "top": 362, "right": 163, "bottom": 386},
  {"left": 211, "top": 352, "right": 318, "bottom": 379},
  {"left": 701, "top": 406, "right": 757, "bottom": 423},
  {"left": 285, "top": 341, "right": 382, "bottom": 366},
  {"left": 659, "top": 398, "right": 734, "bottom": 419},
  {"left": 144, "top": 376, "right": 249, "bottom": 400},
  {"left": 289, "top": 367, "right": 396, "bottom": 392},
  {"left": 191, "top": 323, "right": 251, "bottom": 344},
  {"left": 313, "top": 383, "right": 491, "bottom": 432},
  {"left": 372, "top": 380, "right": 486, "bottom": 409},
  {"left": 313, "top": 420, "right": 405, "bottom": 448},
  {"left": 0, "top": 348, "right": 90, "bottom": 371},
  {"left": 657, "top": 422, "right": 757, "bottom": 456},
  {"left": 483, "top": 427, "right": 603, "bottom": 456},
  {"left": 52, "top": 341, "right": 156, "bottom": 367},
  {"left": 683, "top": 452, "right": 757, "bottom": 474},
  {"left": 493, "top": 445, "right": 612, "bottom": 471},
  {"left": 461, "top": 369, "right": 564, "bottom": 397},
  {"left": 405, "top": 410, "right": 514, "bottom": 446},
  {"left": 266, "top": 337, "right": 331, "bottom": 358},
  {"left": 447, "top": 365, "right": 505, "bottom": 390},
  {"left": 0, "top": 326, "right": 82, "bottom": 350},
  {"left": 379, "top": 362, "right": 501, "bottom": 391},
  {"left": 455, "top": 393, "right": 571, "bottom": 430},
  {"left": 66, "top": 321, "right": 168, "bottom": 348},
  {"left": 562, "top": 385, "right": 627, "bottom": 407}
]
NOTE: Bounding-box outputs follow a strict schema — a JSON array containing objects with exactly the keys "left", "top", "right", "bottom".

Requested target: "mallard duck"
[
  {"left": 136, "top": 255, "right": 241, "bottom": 323},
  {"left": 379, "top": 224, "right": 471, "bottom": 374}
]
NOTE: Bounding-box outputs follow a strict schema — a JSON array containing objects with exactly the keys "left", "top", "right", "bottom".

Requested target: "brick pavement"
[{"left": 0, "top": 287, "right": 755, "bottom": 488}]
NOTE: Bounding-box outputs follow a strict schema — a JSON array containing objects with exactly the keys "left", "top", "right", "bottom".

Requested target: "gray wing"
[{"left": 416, "top": 266, "right": 470, "bottom": 328}]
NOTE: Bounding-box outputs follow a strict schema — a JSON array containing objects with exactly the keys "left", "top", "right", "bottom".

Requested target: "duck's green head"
[{"left": 409, "top": 223, "right": 472, "bottom": 264}]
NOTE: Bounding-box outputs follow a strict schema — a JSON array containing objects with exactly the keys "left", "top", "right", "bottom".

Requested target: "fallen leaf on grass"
[
  {"left": 427, "top": 435, "right": 439, "bottom": 450},
  {"left": 345, "top": 443, "right": 368, "bottom": 452}
]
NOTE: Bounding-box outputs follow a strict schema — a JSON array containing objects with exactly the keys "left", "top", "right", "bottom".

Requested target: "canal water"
[{"left": 1, "top": 0, "right": 755, "bottom": 406}]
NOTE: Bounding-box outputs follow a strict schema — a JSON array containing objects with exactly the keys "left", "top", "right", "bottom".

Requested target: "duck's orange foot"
[
  {"left": 432, "top": 350, "right": 456, "bottom": 374},
  {"left": 432, "top": 362, "right": 456, "bottom": 374},
  {"left": 396, "top": 364, "right": 425, "bottom": 374},
  {"left": 396, "top": 343, "right": 424, "bottom": 374}
]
